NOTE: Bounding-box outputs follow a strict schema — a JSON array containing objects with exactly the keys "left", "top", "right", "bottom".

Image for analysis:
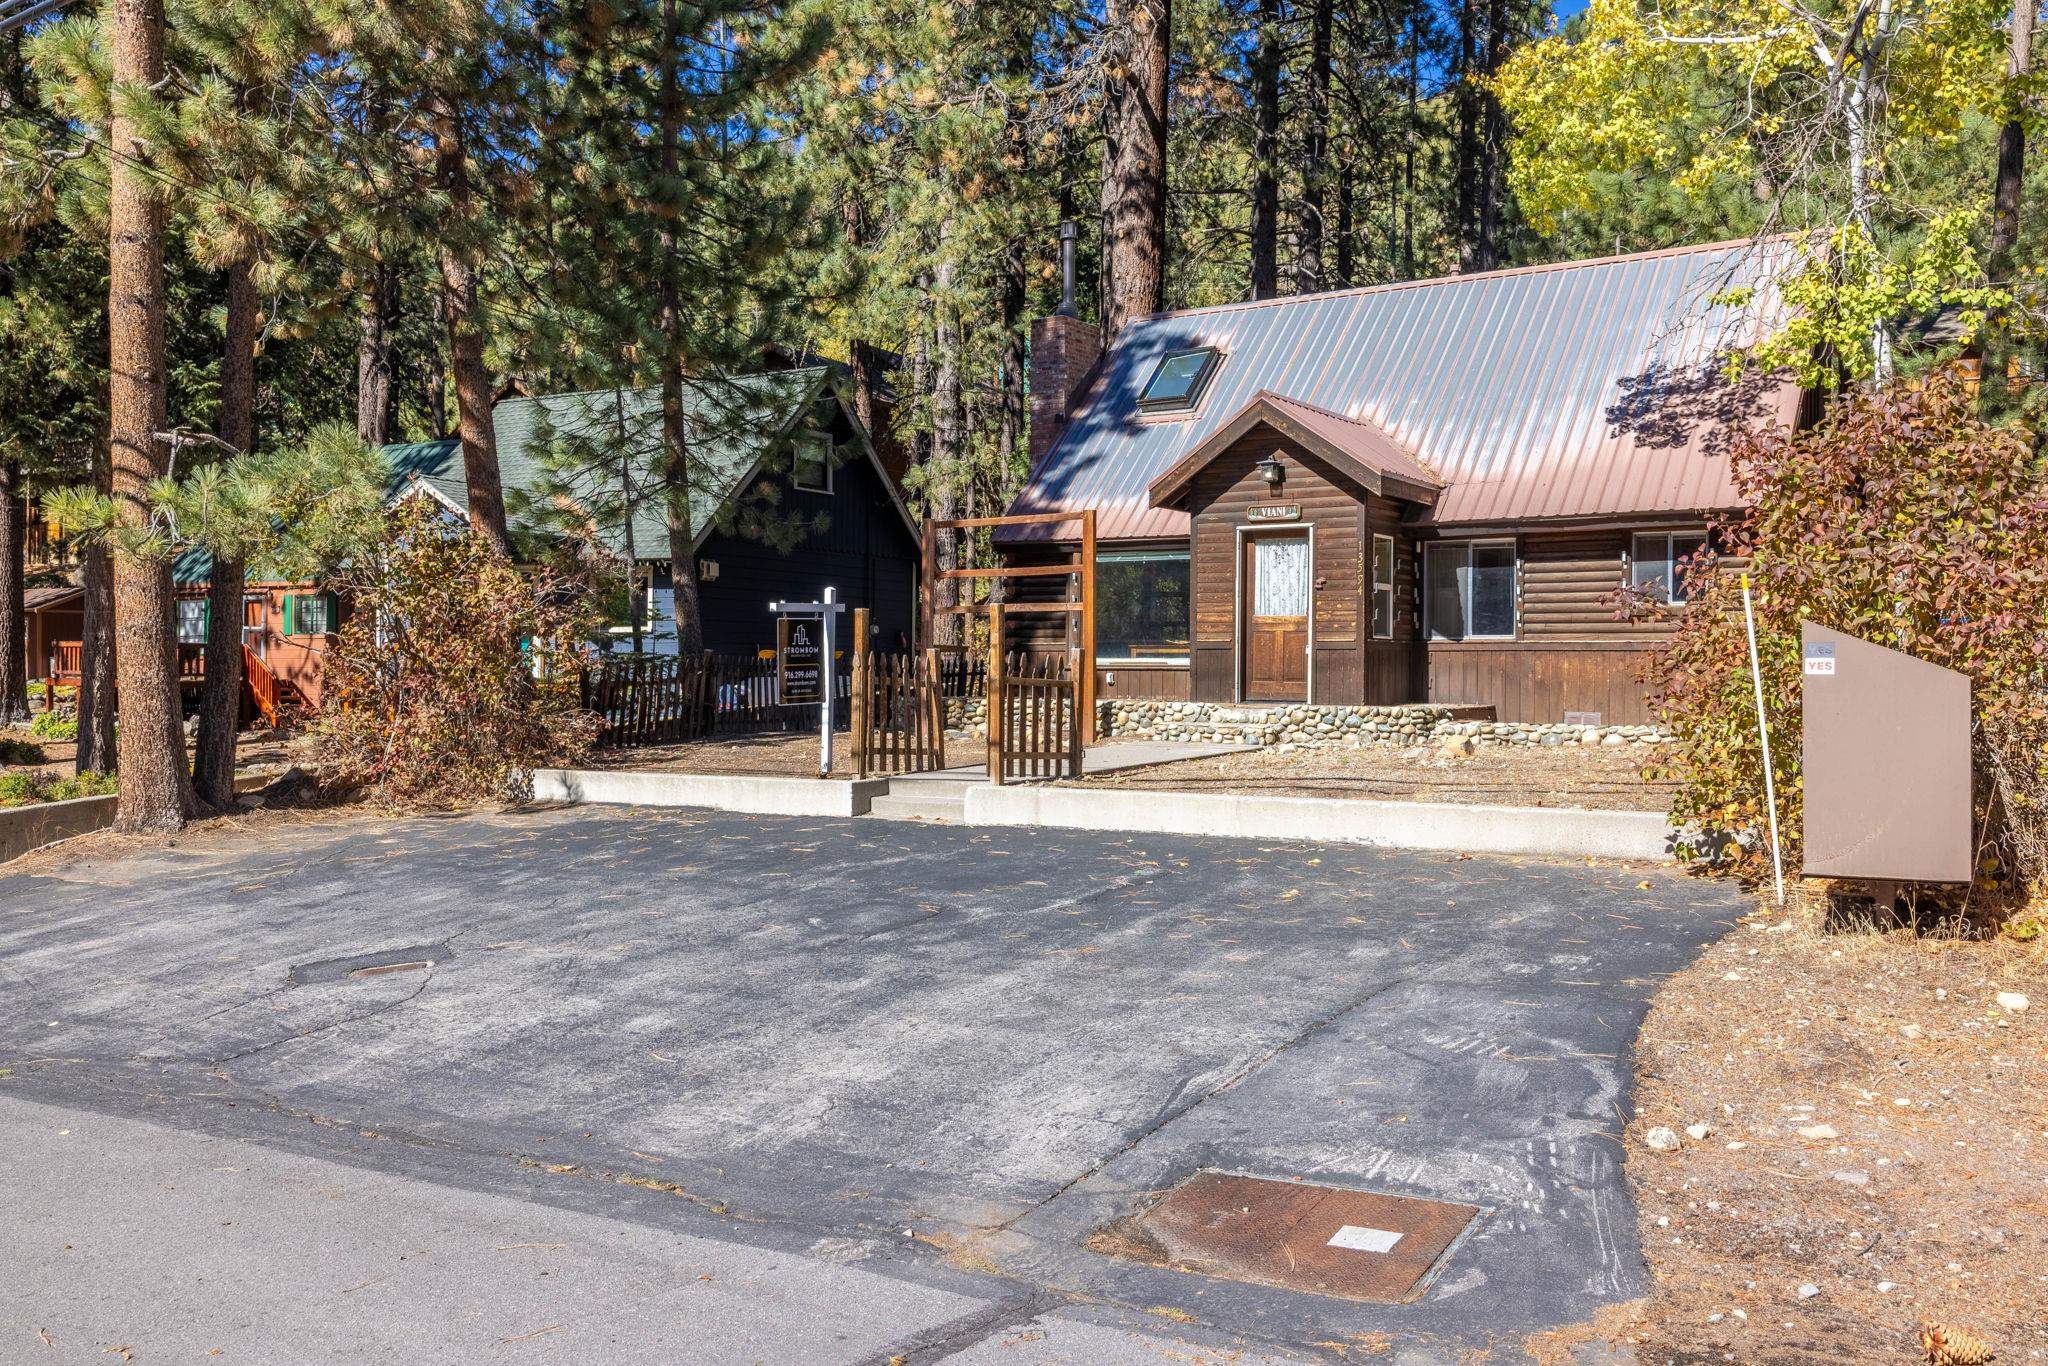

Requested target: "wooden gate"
[
  {"left": 851, "top": 607, "right": 946, "bottom": 777},
  {"left": 985, "top": 603, "right": 1082, "bottom": 783}
]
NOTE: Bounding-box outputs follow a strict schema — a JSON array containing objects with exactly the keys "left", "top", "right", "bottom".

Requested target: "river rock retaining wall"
[{"left": 945, "top": 694, "right": 1665, "bottom": 748}]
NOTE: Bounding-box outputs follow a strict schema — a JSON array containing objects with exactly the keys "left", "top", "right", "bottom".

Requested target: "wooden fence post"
[
  {"left": 924, "top": 646, "right": 945, "bottom": 771},
  {"left": 986, "top": 603, "right": 1005, "bottom": 786},
  {"left": 851, "top": 607, "right": 871, "bottom": 778}
]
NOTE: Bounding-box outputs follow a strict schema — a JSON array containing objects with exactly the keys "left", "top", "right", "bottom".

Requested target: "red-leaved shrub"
[{"left": 1639, "top": 373, "right": 2048, "bottom": 907}]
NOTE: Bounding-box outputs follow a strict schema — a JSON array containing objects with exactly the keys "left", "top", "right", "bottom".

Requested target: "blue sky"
[{"left": 1552, "top": 0, "right": 1590, "bottom": 19}]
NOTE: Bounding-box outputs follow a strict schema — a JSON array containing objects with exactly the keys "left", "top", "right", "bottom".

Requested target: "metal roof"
[{"left": 1007, "top": 238, "right": 1801, "bottom": 541}]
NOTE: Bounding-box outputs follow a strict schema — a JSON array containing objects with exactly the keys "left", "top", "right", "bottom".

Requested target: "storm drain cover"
[
  {"left": 1093, "top": 1170, "right": 1481, "bottom": 1304},
  {"left": 287, "top": 943, "right": 453, "bottom": 986}
]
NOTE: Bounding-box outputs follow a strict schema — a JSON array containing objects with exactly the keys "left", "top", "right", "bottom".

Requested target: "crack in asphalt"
[
  {"left": 852, "top": 1290, "right": 1062, "bottom": 1366},
  {"left": 206, "top": 966, "right": 441, "bottom": 1069},
  {"left": 994, "top": 972, "right": 1419, "bottom": 1235}
]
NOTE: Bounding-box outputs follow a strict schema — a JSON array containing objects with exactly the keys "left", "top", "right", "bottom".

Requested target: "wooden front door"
[{"left": 1243, "top": 533, "right": 1310, "bottom": 701}]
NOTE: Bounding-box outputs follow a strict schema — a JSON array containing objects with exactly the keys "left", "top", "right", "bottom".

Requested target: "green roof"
[{"left": 384, "top": 368, "right": 835, "bottom": 558}]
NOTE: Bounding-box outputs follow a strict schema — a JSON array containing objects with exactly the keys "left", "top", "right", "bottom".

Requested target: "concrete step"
[{"left": 864, "top": 788, "right": 968, "bottom": 822}]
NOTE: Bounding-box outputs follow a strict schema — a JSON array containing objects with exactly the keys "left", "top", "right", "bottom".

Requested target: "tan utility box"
[{"left": 1800, "top": 623, "right": 1971, "bottom": 884}]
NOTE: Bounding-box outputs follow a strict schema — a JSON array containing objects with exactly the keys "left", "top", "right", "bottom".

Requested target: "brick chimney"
[{"left": 1029, "top": 221, "right": 1101, "bottom": 466}]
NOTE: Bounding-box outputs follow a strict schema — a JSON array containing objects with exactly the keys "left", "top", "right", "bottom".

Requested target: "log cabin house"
[
  {"left": 32, "top": 365, "right": 920, "bottom": 719},
  {"left": 1002, "top": 239, "right": 1804, "bottom": 725}
]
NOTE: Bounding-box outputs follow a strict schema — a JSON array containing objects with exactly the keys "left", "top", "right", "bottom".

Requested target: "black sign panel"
[{"left": 778, "top": 616, "right": 824, "bottom": 704}]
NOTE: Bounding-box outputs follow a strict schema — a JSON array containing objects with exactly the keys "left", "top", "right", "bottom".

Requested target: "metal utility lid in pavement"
[{"left": 1098, "top": 1170, "right": 1481, "bottom": 1304}]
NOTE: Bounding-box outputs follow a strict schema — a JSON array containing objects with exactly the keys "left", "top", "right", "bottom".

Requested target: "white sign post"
[{"left": 769, "top": 586, "right": 845, "bottom": 777}]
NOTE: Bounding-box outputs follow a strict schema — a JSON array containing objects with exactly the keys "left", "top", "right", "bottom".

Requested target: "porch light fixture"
[{"left": 1256, "top": 455, "right": 1285, "bottom": 487}]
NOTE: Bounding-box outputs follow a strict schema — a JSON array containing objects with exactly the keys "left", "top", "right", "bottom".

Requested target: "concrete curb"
[
  {"left": 530, "top": 768, "right": 889, "bottom": 818},
  {"left": 1, "top": 773, "right": 272, "bottom": 867},
  {"left": 960, "top": 783, "right": 1674, "bottom": 861}
]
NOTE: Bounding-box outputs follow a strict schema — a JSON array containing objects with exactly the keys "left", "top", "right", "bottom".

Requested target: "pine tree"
[{"left": 518, "top": 0, "right": 827, "bottom": 655}]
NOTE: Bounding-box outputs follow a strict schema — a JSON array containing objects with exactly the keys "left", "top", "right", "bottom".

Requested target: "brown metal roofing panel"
[
  {"left": 1008, "top": 238, "right": 1796, "bottom": 542},
  {"left": 1259, "top": 394, "right": 1442, "bottom": 491}
]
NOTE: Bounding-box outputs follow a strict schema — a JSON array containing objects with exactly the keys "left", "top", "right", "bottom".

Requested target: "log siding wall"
[{"left": 1001, "top": 438, "right": 1711, "bottom": 723}]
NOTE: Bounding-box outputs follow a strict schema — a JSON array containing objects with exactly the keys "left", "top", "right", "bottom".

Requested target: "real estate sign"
[{"left": 778, "top": 617, "right": 824, "bottom": 704}]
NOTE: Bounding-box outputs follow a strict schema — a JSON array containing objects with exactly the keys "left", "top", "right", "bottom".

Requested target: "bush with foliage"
[
  {"left": 28, "top": 712, "right": 77, "bottom": 740},
  {"left": 0, "top": 770, "right": 117, "bottom": 806},
  {"left": 0, "top": 737, "right": 46, "bottom": 765},
  {"left": 1639, "top": 374, "right": 2048, "bottom": 907},
  {"left": 315, "top": 499, "right": 601, "bottom": 807}
]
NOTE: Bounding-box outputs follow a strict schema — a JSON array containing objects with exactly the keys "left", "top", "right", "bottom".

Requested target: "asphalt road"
[{"left": 0, "top": 806, "right": 1742, "bottom": 1363}]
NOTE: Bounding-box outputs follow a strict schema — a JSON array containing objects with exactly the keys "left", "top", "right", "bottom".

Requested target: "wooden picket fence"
[
  {"left": 850, "top": 647, "right": 945, "bottom": 778},
  {"left": 580, "top": 653, "right": 846, "bottom": 748},
  {"left": 983, "top": 603, "right": 1082, "bottom": 784}
]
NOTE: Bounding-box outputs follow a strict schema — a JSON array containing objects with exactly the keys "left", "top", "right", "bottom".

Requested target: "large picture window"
[
  {"left": 1097, "top": 551, "right": 1191, "bottom": 662},
  {"left": 1371, "top": 534, "right": 1396, "bottom": 639},
  {"left": 1425, "top": 540, "right": 1516, "bottom": 641},
  {"left": 1630, "top": 530, "right": 1707, "bottom": 606}
]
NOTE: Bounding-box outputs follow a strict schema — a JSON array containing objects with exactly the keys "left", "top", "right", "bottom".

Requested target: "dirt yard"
[
  {"left": 1072, "top": 740, "right": 1675, "bottom": 811},
  {"left": 2, "top": 727, "right": 298, "bottom": 783},
  {"left": 581, "top": 730, "right": 862, "bottom": 776},
  {"left": 1611, "top": 895, "right": 2047, "bottom": 1364}
]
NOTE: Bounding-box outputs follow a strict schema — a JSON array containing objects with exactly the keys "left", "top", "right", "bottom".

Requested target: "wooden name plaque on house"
[{"left": 1246, "top": 503, "right": 1301, "bottom": 523}]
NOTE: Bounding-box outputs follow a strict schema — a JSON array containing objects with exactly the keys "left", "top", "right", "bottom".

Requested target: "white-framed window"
[
  {"left": 1371, "top": 534, "right": 1396, "bottom": 639},
  {"left": 176, "top": 598, "right": 209, "bottom": 645},
  {"left": 791, "top": 430, "right": 833, "bottom": 493},
  {"left": 1630, "top": 530, "right": 1708, "bottom": 606},
  {"left": 1425, "top": 539, "right": 1516, "bottom": 641},
  {"left": 1098, "top": 550, "right": 1191, "bottom": 662}
]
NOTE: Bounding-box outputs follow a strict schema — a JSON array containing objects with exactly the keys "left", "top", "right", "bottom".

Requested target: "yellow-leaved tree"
[{"left": 1495, "top": 0, "right": 2023, "bottom": 383}]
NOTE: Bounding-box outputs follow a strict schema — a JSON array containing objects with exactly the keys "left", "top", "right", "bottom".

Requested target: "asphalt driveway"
[{"left": 0, "top": 806, "right": 1741, "bottom": 1361}]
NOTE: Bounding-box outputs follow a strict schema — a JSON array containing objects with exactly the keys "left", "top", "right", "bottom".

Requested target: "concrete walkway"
[{"left": 866, "top": 739, "right": 1249, "bottom": 822}]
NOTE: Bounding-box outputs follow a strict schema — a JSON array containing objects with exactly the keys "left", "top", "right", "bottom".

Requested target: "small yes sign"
[{"left": 1803, "top": 641, "right": 1835, "bottom": 676}]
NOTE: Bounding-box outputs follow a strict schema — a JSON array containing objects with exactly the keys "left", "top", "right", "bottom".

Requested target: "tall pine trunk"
[
  {"left": 0, "top": 457, "right": 27, "bottom": 725},
  {"left": 656, "top": 0, "right": 704, "bottom": 660},
  {"left": 1248, "top": 0, "right": 1281, "bottom": 300},
  {"left": 930, "top": 260, "right": 964, "bottom": 647},
  {"left": 1334, "top": 162, "right": 1355, "bottom": 288},
  {"left": 1103, "top": 0, "right": 1169, "bottom": 337},
  {"left": 1294, "top": 0, "right": 1334, "bottom": 294},
  {"left": 1471, "top": 0, "right": 1508, "bottom": 272},
  {"left": 356, "top": 260, "right": 397, "bottom": 447},
  {"left": 1991, "top": 0, "right": 2035, "bottom": 274},
  {"left": 76, "top": 547, "right": 116, "bottom": 775},
  {"left": 194, "top": 259, "right": 257, "bottom": 811},
  {"left": 431, "top": 95, "right": 511, "bottom": 554},
  {"left": 108, "top": 0, "right": 195, "bottom": 832},
  {"left": 1455, "top": 0, "right": 1480, "bottom": 269}
]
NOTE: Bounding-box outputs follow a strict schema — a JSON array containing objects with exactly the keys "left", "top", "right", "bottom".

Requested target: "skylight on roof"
[{"left": 1138, "top": 346, "right": 1220, "bottom": 412}]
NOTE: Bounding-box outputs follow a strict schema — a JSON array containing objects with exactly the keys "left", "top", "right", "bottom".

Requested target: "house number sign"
[{"left": 1247, "top": 503, "right": 1301, "bottom": 523}]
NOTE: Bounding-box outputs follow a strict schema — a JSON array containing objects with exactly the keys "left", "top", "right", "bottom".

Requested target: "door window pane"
[
  {"left": 1098, "top": 552, "right": 1191, "bottom": 660},
  {"left": 1252, "top": 538, "right": 1309, "bottom": 616},
  {"left": 1470, "top": 543, "right": 1516, "bottom": 637}
]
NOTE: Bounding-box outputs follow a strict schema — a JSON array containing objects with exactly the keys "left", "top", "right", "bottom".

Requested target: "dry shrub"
[
  {"left": 1637, "top": 373, "right": 2048, "bottom": 914},
  {"left": 315, "top": 500, "right": 600, "bottom": 807}
]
